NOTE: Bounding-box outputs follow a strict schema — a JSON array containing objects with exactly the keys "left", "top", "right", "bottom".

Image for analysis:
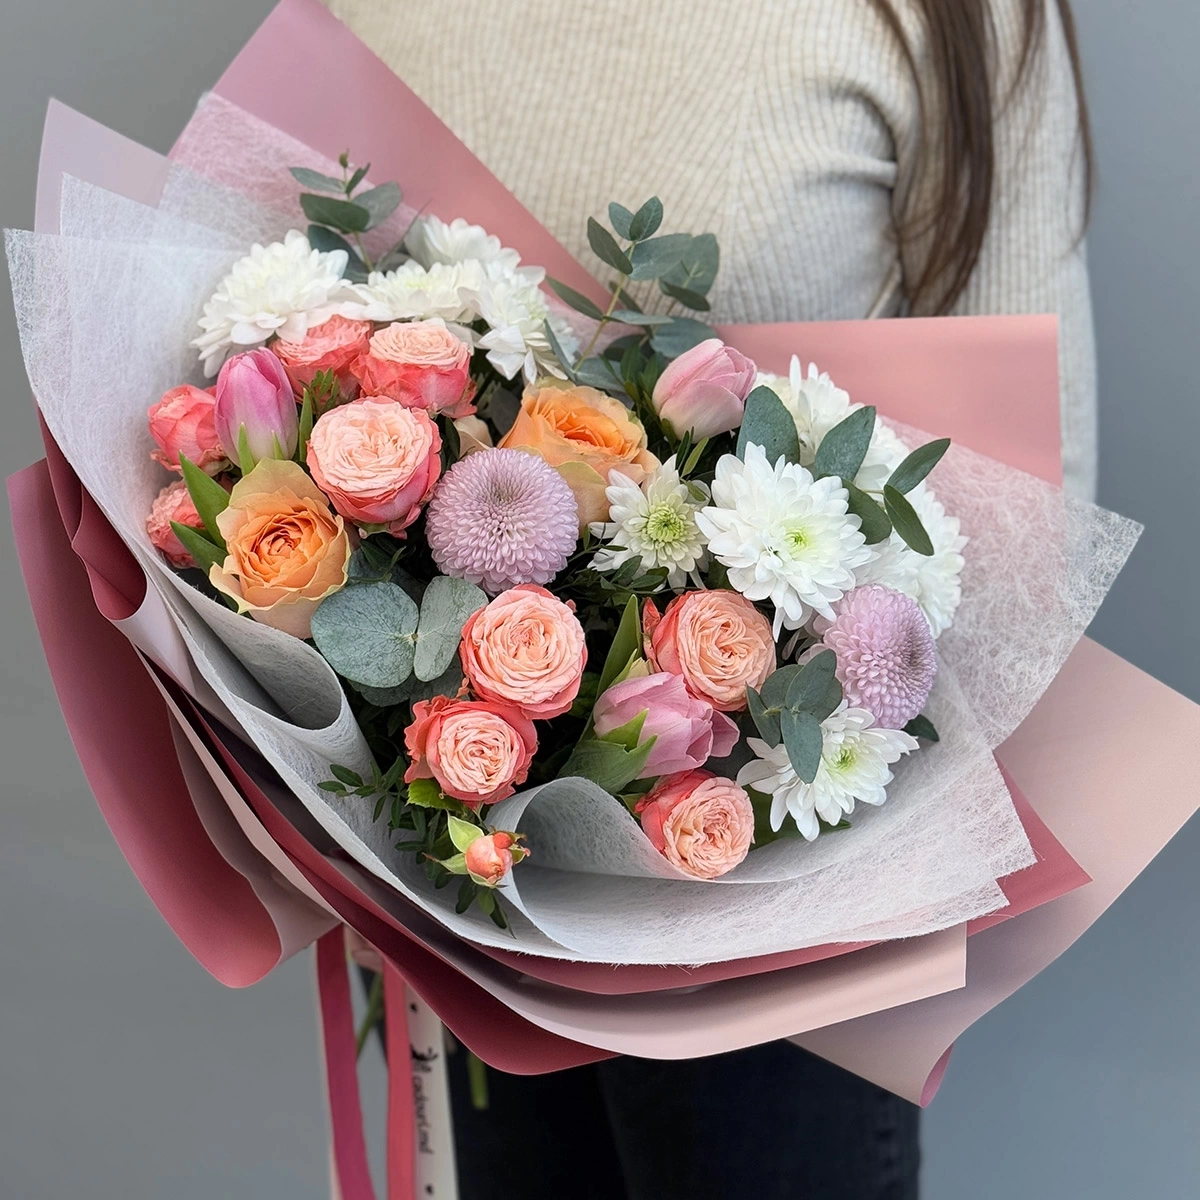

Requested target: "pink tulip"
[
  {"left": 651, "top": 338, "right": 756, "bottom": 440},
  {"left": 592, "top": 671, "right": 740, "bottom": 779},
  {"left": 215, "top": 348, "right": 299, "bottom": 468}
]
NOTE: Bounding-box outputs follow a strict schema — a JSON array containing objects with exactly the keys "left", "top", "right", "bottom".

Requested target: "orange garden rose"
[
  {"left": 210, "top": 459, "right": 350, "bottom": 638},
  {"left": 498, "top": 383, "right": 658, "bottom": 527}
]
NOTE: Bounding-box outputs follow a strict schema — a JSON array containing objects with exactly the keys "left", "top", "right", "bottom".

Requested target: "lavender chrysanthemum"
[
  {"left": 425, "top": 448, "right": 578, "bottom": 594},
  {"left": 817, "top": 585, "right": 936, "bottom": 729}
]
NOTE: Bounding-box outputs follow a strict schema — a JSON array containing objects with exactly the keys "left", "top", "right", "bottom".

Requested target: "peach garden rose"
[
  {"left": 635, "top": 769, "right": 755, "bottom": 879},
  {"left": 209, "top": 458, "right": 350, "bottom": 639},
  {"left": 145, "top": 479, "right": 206, "bottom": 569},
  {"left": 459, "top": 585, "right": 587, "bottom": 719},
  {"left": 306, "top": 396, "right": 442, "bottom": 534},
  {"left": 498, "top": 383, "right": 658, "bottom": 527},
  {"left": 271, "top": 313, "right": 373, "bottom": 397},
  {"left": 645, "top": 589, "right": 776, "bottom": 712},
  {"left": 404, "top": 695, "right": 537, "bottom": 807},
  {"left": 351, "top": 318, "right": 475, "bottom": 417}
]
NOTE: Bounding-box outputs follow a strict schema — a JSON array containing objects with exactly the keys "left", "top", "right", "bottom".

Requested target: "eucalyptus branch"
[{"left": 577, "top": 272, "right": 628, "bottom": 363}]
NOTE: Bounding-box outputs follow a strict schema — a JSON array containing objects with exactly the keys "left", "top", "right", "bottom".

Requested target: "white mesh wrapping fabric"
[{"left": 3, "top": 104, "right": 1139, "bottom": 963}]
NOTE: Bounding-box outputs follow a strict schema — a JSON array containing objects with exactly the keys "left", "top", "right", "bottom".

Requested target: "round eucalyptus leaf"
[{"left": 310, "top": 581, "right": 418, "bottom": 687}]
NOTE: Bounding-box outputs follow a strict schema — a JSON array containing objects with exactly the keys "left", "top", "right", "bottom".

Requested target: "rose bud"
[
  {"left": 215, "top": 348, "right": 299, "bottom": 468},
  {"left": 464, "top": 831, "right": 516, "bottom": 887},
  {"left": 651, "top": 338, "right": 756, "bottom": 440},
  {"left": 148, "top": 385, "right": 226, "bottom": 475},
  {"left": 592, "top": 671, "right": 739, "bottom": 778}
]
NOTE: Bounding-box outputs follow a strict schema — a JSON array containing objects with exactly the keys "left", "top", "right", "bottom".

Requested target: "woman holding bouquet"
[{"left": 326, "top": 0, "right": 1095, "bottom": 1194}]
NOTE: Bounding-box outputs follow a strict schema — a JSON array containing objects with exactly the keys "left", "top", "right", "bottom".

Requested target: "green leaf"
[
  {"left": 746, "top": 686, "right": 781, "bottom": 747},
  {"left": 736, "top": 385, "right": 801, "bottom": 465},
  {"left": 300, "top": 193, "right": 371, "bottom": 233},
  {"left": 658, "top": 281, "right": 710, "bottom": 311},
  {"left": 681, "top": 436, "right": 708, "bottom": 477},
  {"left": 883, "top": 486, "right": 935, "bottom": 556},
  {"left": 649, "top": 317, "right": 718, "bottom": 358},
  {"left": 627, "top": 197, "right": 664, "bottom": 241},
  {"left": 353, "top": 661, "right": 464, "bottom": 707},
  {"left": 356, "top": 181, "right": 402, "bottom": 230},
  {"left": 178, "top": 454, "right": 229, "bottom": 548},
  {"left": 543, "top": 320, "right": 579, "bottom": 382},
  {"left": 330, "top": 764, "right": 364, "bottom": 787},
  {"left": 414, "top": 576, "right": 487, "bottom": 682},
  {"left": 608, "top": 202, "right": 635, "bottom": 239},
  {"left": 558, "top": 735, "right": 658, "bottom": 794},
  {"left": 760, "top": 665, "right": 801, "bottom": 710},
  {"left": 598, "top": 596, "right": 642, "bottom": 694},
  {"left": 888, "top": 438, "right": 951, "bottom": 494},
  {"left": 406, "top": 778, "right": 471, "bottom": 815},
  {"left": 843, "top": 480, "right": 893, "bottom": 545},
  {"left": 781, "top": 708, "right": 824, "bottom": 784},
  {"left": 903, "top": 714, "right": 940, "bottom": 742},
  {"left": 455, "top": 877, "right": 479, "bottom": 913},
  {"left": 546, "top": 277, "right": 606, "bottom": 321},
  {"left": 170, "top": 522, "right": 226, "bottom": 576},
  {"left": 611, "top": 310, "right": 673, "bottom": 326},
  {"left": 587, "top": 216, "right": 633, "bottom": 274},
  {"left": 597, "top": 709, "right": 648, "bottom": 752},
  {"left": 785, "top": 650, "right": 842, "bottom": 721},
  {"left": 813, "top": 406, "right": 876, "bottom": 481},
  {"left": 235, "top": 425, "right": 257, "bottom": 475},
  {"left": 346, "top": 163, "right": 370, "bottom": 193},
  {"left": 448, "top": 815, "right": 481, "bottom": 854},
  {"left": 660, "top": 232, "right": 719, "bottom": 296},
  {"left": 573, "top": 356, "right": 624, "bottom": 391},
  {"left": 310, "top": 581, "right": 419, "bottom": 687},
  {"left": 297, "top": 389, "right": 314, "bottom": 463},
  {"left": 628, "top": 233, "right": 692, "bottom": 280},
  {"left": 289, "top": 166, "right": 345, "bottom": 194}
]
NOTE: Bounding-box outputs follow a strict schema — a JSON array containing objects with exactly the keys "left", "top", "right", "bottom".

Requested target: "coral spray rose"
[
  {"left": 306, "top": 397, "right": 442, "bottom": 534},
  {"left": 209, "top": 459, "right": 350, "bottom": 639},
  {"left": 148, "top": 384, "right": 226, "bottom": 474},
  {"left": 645, "top": 590, "right": 776, "bottom": 712},
  {"left": 498, "top": 383, "right": 658, "bottom": 527},
  {"left": 351, "top": 318, "right": 475, "bottom": 417},
  {"left": 651, "top": 338, "right": 756, "bottom": 439},
  {"left": 146, "top": 480, "right": 207, "bottom": 568},
  {"left": 459, "top": 585, "right": 587, "bottom": 719},
  {"left": 271, "top": 314, "right": 373, "bottom": 397},
  {"left": 635, "top": 769, "right": 755, "bottom": 879},
  {"left": 404, "top": 695, "right": 537, "bottom": 807}
]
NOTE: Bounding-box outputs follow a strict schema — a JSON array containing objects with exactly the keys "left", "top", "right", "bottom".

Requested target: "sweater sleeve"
[{"left": 897, "top": 0, "right": 1097, "bottom": 498}]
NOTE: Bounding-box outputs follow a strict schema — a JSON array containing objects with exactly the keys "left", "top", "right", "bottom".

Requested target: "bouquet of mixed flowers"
[
  {"left": 145, "top": 159, "right": 966, "bottom": 923},
  {"left": 8, "top": 2, "right": 1200, "bottom": 1196}
]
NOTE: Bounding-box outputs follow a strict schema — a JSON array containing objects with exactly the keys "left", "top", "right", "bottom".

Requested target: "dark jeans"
[{"left": 445, "top": 1040, "right": 920, "bottom": 1199}]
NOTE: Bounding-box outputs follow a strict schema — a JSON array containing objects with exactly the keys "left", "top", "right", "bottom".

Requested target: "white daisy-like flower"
[
  {"left": 589, "top": 457, "right": 709, "bottom": 589},
  {"left": 340, "top": 259, "right": 483, "bottom": 324},
  {"left": 192, "top": 230, "right": 350, "bottom": 376},
  {"left": 763, "top": 357, "right": 908, "bottom": 491},
  {"left": 855, "top": 484, "right": 967, "bottom": 637},
  {"left": 463, "top": 261, "right": 577, "bottom": 382},
  {"left": 737, "top": 702, "right": 918, "bottom": 840},
  {"left": 697, "top": 444, "right": 872, "bottom": 635},
  {"left": 405, "top": 214, "right": 522, "bottom": 272}
]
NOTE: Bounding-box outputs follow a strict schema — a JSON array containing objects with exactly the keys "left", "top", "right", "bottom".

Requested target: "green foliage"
[
  {"left": 627, "top": 197, "right": 664, "bottom": 241},
  {"left": 747, "top": 653, "right": 842, "bottom": 772},
  {"left": 736, "top": 385, "right": 801, "bottom": 465},
  {"left": 812, "top": 406, "right": 876, "bottom": 482},
  {"left": 300, "top": 192, "right": 371, "bottom": 233},
  {"left": 649, "top": 317, "right": 717, "bottom": 358},
  {"left": 310, "top": 581, "right": 419, "bottom": 687},
  {"left": 883, "top": 485, "right": 935, "bottom": 556},
  {"left": 170, "top": 522, "right": 226, "bottom": 577},
  {"left": 547, "top": 277, "right": 606, "bottom": 322},
  {"left": 413, "top": 576, "right": 486, "bottom": 682},
  {"left": 558, "top": 735, "right": 658, "bottom": 795},
  {"left": 598, "top": 595, "right": 643, "bottom": 694},
  {"left": 903, "top": 714, "right": 940, "bottom": 742},
  {"left": 178, "top": 454, "right": 230, "bottom": 548},
  {"left": 628, "top": 233, "right": 691, "bottom": 280},
  {"left": 843, "top": 480, "right": 893, "bottom": 545},
  {"left": 888, "top": 438, "right": 951, "bottom": 494},
  {"left": 587, "top": 216, "right": 633, "bottom": 274},
  {"left": 781, "top": 707, "right": 823, "bottom": 783}
]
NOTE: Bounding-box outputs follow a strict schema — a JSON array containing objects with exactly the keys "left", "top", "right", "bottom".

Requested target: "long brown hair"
[{"left": 870, "top": 0, "right": 1093, "bottom": 314}]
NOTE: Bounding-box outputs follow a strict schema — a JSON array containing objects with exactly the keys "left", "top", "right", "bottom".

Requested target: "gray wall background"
[{"left": 1, "top": 1, "right": 1196, "bottom": 1196}]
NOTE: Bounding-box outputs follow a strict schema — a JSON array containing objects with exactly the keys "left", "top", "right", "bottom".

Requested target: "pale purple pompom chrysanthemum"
[
  {"left": 816, "top": 585, "right": 936, "bottom": 729},
  {"left": 425, "top": 448, "right": 579, "bottom": 594}
]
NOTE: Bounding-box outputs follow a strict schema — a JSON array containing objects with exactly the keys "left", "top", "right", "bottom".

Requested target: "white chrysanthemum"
[
  {"left": 462, "top": 261, "right": 577, "bottom": 383},
  {"left": 737, "top": 703, "right": 918, "bottom": 840},
  {"left": 193, "top": 230, "right": 350, "bottom": 376},
  {"left": 762, "top": 357, "right": 908, "bottom": 491},
  {"left": 340, "top": 259, "right": 483, "bottom": 324},
  {"left": 697, "top": 444, "right": 872, "bottom": 635},
  {"left": 589, "top": 457, "right": 709, "bottom": 589},
  {"left": 855, "top": 485, "right": 967, "bottom": 637},
  {"left": 406, "top": 214, "right": 522, "bottom": 272}
]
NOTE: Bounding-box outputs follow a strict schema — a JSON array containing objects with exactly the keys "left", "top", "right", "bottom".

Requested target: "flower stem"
[
  {"left": 466, "top": 1051, "right": 490, "bottom": 1110},
  {"left": 355, "top": 971, "right": 384, "bottom": 1057},
  {"left": 577, "top": 274, "right": 628, "bottom": 364}
]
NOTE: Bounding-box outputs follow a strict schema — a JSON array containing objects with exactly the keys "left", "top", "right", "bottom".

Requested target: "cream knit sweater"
[{"left": 324, "top": 0, "right": 1096, "bottom": 497}]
